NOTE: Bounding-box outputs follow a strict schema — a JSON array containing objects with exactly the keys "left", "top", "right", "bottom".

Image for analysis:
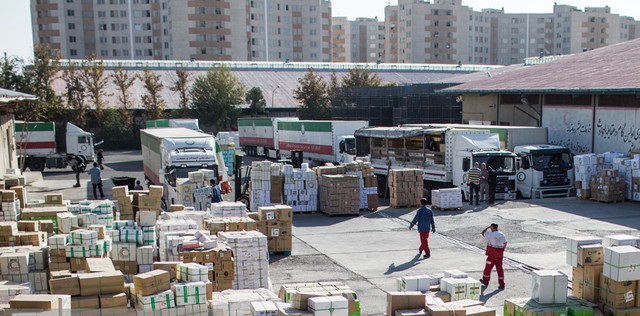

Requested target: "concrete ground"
[{"left": 25, "top": 151, "right": 640, "bottom": 315}]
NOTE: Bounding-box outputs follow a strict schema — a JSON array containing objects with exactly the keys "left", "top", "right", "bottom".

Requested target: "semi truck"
[
  {"left": 140, "top": 128, "right": 228, "bottom": 207},
  {"left": 15, "top": 121, "right": 96, "bottom": 172},
  {"left": 404, "top": 123, "right": 573, "bottom": 198},
  {"left": 146, "top": 118, "right": 201, "bottom": 131},
  {"left": 354, "top": 126, "right": 517, "bottom": 201},
  {"left": 238, "top": 118, "right": 368, "bottom": 164}
]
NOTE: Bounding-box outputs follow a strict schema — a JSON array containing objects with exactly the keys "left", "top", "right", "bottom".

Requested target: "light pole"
[{"left": 271, "top": 85, "right": 281, "bottom": 117}]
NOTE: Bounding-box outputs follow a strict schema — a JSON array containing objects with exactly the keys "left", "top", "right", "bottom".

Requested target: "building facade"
[
  {"left": 31, "top": 0, "right": 331, "bottom": 62},
  {"left": 331, "top": 17, "right": 384, "bottom": 63}
]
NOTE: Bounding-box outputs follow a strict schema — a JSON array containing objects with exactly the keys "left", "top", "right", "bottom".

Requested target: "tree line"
[{"left": 1, "top": 45, "right": 385, "bottom": 148}]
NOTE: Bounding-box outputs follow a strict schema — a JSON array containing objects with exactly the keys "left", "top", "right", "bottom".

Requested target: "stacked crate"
[
  {"left": 204, "top": 217, "right": 257, "bottom": 235},
  {"left": 217, "top": 132, "right": 236, "bottom": 176},
  {"left": 319, "top": 175, "right": 360, "bottom": 215},
  {"left": 344, "top": 161, "right": 379, "bottom": 211},
  {"left": 256, "top": 205, "right": 293, "bottom": 253},
  {"left": 0, "top": 246, "right": 49, "bottom": 293},
  {"left": 431, "top": 188, "right": 463, "bottom": 210},
  {"left": 178, "top": 245, "right": 235, "bottom": 292},
  {"left": 590, "top": 169, "right": 626, "bottom": 202},
  {"left": 389, "top": 168, "right": 423, "bottom": 208},
  {"left": 217, "top": 231, "right": 269, "bottom": 290},
  {"left": 0, "top": 190, "right": 20, "bottom": 221},
  {"left": 250, "top": 161, "right": 283, "bottom": 210},
  {"left": 278, "top": 281, "right": 360, "bottom": 316},
  {"left": 282, "top": 163, "right": 318, "bottom": 213}
]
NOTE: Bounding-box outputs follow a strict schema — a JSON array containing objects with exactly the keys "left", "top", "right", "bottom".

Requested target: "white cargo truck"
[
  {"left": 146, "top": 118, "right": 201, "bottom": 131},
  {"left": 405, "top": 124, "right": 574, "bottom": 198},
  {"left": 355, "top": 126, "right": 517, "bottom": 201},
  {"left": 15, "top": 121, "right": 96, "bottom": 172},
  {"left": 238, "top": 118, "right": 368, "bottom": 164},
  {"left": 140, "top": 128, "right": 228, "bottom": 207}
]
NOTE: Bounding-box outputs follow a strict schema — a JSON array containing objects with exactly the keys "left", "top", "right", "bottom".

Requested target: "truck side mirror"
[
  {"left": 462, "top": 158, "right": 470, "bottom": 172},
  {"left": 339, "top": 140, "right": 345, "bottom": 154}
]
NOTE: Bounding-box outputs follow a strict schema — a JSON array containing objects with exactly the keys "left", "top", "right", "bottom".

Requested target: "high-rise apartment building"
[
  {"left": 31, "top": 0, "right": 331, "bottom": 62},
  {"left": 331, "top": 17, "right": 384, "bottom": 62}
]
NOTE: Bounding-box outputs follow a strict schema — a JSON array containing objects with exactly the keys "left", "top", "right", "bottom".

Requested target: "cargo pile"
[
  {"left": 389, "top": 168, "right": 422, "bottom": 208},
  {"left": 255, "top": 205, "right": 293, "bottom": 253},
  {"left": 216, "top": 131, "right": 236, "bottom": 176},
  {"left": 174, "top": 169, "right": 217, "bottom": 210},
  {"left": 283, "top": 164, "right": 318, "bottom": 213},
  {"left": 567, "top": 234, "right": 640, "bottom": 316},
  {"left": 277, "top": 281, "right": 360, "bottom": 316},
  {"left": 251, "top": 161, "right": 284, "bottom": 209},
  {"left": 574, "top": 153, "right": 640, "bottom": 201},
  {"left": 431, "top": 188, "right": 463, "bottom": 210}
]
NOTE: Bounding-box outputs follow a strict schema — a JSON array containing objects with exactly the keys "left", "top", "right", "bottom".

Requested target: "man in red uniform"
[{"left": 480, "top": 223, "right": 507, "bottom": 289}]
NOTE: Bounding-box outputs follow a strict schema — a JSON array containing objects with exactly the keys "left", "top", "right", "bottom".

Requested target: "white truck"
[
  {"left": 238, "top": 118, "right": 368, "bottom": 164},
  {"left": 146, "top": 118, "right": 201, "bottom": 131},
  {"left": 354, "top": 126, "right": 518, "bottom": 201},
  {"left": 405, "top": 124, "right": 574, "bottom": 198},
  {"left": 140, "top": 128, "right": 228, "bottom": 207},
  {"left": 15, "top": 121, "right": 96, "bottom": 172}
]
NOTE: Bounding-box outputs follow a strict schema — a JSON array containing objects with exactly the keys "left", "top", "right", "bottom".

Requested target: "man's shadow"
[
  {"left": 384, "top": 253, "right": 423, "bottom": 275},
  {"left": 480, "top": 288, "right": 502, "bottom": 301}
]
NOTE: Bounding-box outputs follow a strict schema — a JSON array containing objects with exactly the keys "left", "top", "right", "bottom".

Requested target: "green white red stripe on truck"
[{"left": 278, "top": 142, "right": 333, "bottom": 155}]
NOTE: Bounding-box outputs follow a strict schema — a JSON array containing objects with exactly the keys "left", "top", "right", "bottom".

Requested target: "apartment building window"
[
  {"left": 98, "top": 11, "right": 106, "bottom": 18},
  {"left": 112, "top": 36, "right": 119, "bottom": 44},
  {"left": 97, "top": 0, "right": 104, "bottom": 4},
  {"left": 215, "top": 8, "right": 222, "bottom": 14},
  {"left": 309, "top": 17, "right": 316, "bottom": 24},
  {"left": 146, "top": 49, "right": 152, "bottom": 56},
  {"left": 99, "top": 37, "right": 107, "bottom": 43},
  {"left": 100, "top": 50, "right": 108, "bottom": 57},
  {"left": 122, "top": 36, "right": 129, "bottom": 43},
  {"left": 433, "top": 9, "right": 439, "bottom": 15},
  {"left": 67, "top": 0, "right": 73, "bottom": 2},
  {"left": 310, "top": 41, "right": 317, "bottom": 47},
  {"left": 120, "top": 10, "right": 127, "bottom": 17},
  {"left": 310, "top": 29, "right": 316, "bottom": 35},
  {"left": 67, "top": 10, "right": 75, "bottom": 16},
  {"left": 121, "top": 23, "right": 128, "bottom": 30},
  {"left": 310, "top": 53, "right": 317, "bottom": 59},
  {"left": 123, "top": 49, "right": 129, "bottom": 56},
  {"left": 70, "top": 49, "right": 77, "bottom": 56},
  {"left": 69, "top": 36, "right": 76, "bottom": 43},
  {"left": 251, "top": 14, "right": 255, "bottom": 20},
  {"left": 110, "top": 11, "right": 118, "bottom": 17},
  {"left": 100, "top": 24, "right": 107, "bottom": 30},
  {"left": 68, "top": 23, "right": 75, "bottom": 30},
  {"left": 135, "top": 49, "right": 142, "bottom": 56},
  {"left": 201, "top": 48, "right": 207, "bottom": 55},
  {"left": 309, "top": 5, "right": 316, "bottom": 12},
  {"left": 285, "top": 5, "right": 289, "bottom": 11},
  {"left": 112, "top": 49, "right": 119, "bottom": 57}
]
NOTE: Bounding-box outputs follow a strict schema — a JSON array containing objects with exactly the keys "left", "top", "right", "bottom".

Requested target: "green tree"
[
  {"left": 100, "top": 108, "right": 136, "bottom": 149},
  {"left": 170, "top": 68, "right": 191, "bottom": 117},
  {"left": 140, "top": 67, "right": 166, "bottom": 120},
  {"left": 342, "top": 66, "right": 382, "bottom": 88},
  {"left": 80, "top": 55, "right": 110, "bottom": 125},
  {"left": 16, "top": 44, "right": 62, "bottom": 121},
  {"left": 190, "top": 65, "right": 245, "bottom": 133},
  {"left": 293, "top": 68, "right": 330, "bottom": 120},
  {"left": 245, "top": 87, "right": 267, "bottom": 116},
  {"left": 0, "top": 53, "right": 28, "bottom": 92},
  {"left": 61, "top": 61, "right": 88, "bottom": 128},
  {"left": 111, "top": 65, "right": 136, "bottom": 110}
]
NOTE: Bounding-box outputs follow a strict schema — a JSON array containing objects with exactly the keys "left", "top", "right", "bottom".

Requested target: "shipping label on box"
[
  {"left": 111, "top": 243, "right": 137, "bottom": 262},
  {"left": 578, "top": 244, "right": 603, "bottom": 266}
]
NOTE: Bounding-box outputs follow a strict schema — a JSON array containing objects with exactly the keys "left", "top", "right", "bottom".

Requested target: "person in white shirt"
[{"left": 480, "top": 223, "right": 507, "bottom": 289}]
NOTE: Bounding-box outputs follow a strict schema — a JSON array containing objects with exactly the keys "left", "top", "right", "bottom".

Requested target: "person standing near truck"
[
  {"left": 479, "top": 163, "right": 489, "bottom": 202},
  {"left": 467, "top": 162, "right": 481, "bottom": 205},
  {"left": 87, "top": 162, "right": 105, "bottom": 199},
  {"left": 409, "top": 198, "right": 436, "bottom": 259},
  {"left": 480, "top": 223, "right": 507, "bottom": 289},
  {"left": 487, "top": 166, "right": 497, "bottom": 204}
]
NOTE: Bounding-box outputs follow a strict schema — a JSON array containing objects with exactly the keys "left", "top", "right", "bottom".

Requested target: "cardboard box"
[
  {"left": 604, "top": 246, "right": 640, "bottom": 281},
  {"left": 566, "top": 237, "right": 601, "bottom": 266},
  {"left": 600, "top": 274, "right": 637, "bottom": 308},
  {"left": 251, "top": 300, "right": 279, "bottom": 316},
  {"left": 49, "top": 275, "right": 81, "bottom": 296},
  {"left": 0, "top": 252, "right": 29, "bottom": 275},
  {"left": 136, "top": 211, "right": 157, "bottom": 227},
  {"left": 308, "top": 296, "right": 349, "bottom": 316},
  {"left": 133, "top": 269, "right": 171, "bottom": 296},
  {"left": 578, "top": 244, "right": 603, "bottom": 266},
  {"left": 99, "top": 292, "right": 128, "bottom": 308},
  {"left": 172, "top": 281, "right": 207, "bottom": 306},
  {"left": 85, "top": 258, "right": 116, "bottom": 272},
  {"left": 134, "top": 289, "right": 174, "bottom": 311},
  {"left": 17, "top": 220, "right": 39, "bottom": 232},
  {"left": 427, "top": 304, "right": 467, "bottom": 316},
  {"left": 572, "top": 265, "right": 603, "bottom": 302},
  {"left": 112, "top": 260, "right": 138, "bottom": 275},
  {"left": 396, "top": 309, "right": 429, "bottom": 316},
  {"left": 9, "top": 294, "right": 57, "bottom": 310},
  {"left": 532, "top": 270, "right": 568, "bottom": 304},
  {"left": 289, "top": 292, "right": 327, "bottom": 310},
  {"left": 387, "top": 291, "right": 426, "bottom": 316},
  {"left": 111, "top": 243, "right": 137, "bottom": 262},
  {"left": 71, "top": 295, "right": 100, "bottom": 309},
  {"left": 45, "top": 194, "right": 64, "bottom": 205},
  {"left": 466, "top": 306, "right": 496, "bottom": 316},
  {"left": 603, "top": 306, "right": 640, "bottom": 316},
  {"left": 77, "top": 271, "right": 125, "bottom": 296}
]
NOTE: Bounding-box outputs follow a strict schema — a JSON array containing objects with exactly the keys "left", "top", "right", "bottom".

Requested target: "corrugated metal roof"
[
  {"left": 50, "top": 68, "right": 468, "bottom": 110},
  {"left": 441, "top": 38, "right": 640, "bottom": 94},
  {"left": 0, "top": 88, "right": 36, "bottom": 104}
]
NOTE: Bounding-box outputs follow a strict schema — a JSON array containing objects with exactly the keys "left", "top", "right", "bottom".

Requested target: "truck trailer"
[
  {"left": 140, "top": 128, "right": 228, "bottom": 207},
  {"left": 15, "top": 121, "right": 96, "bottom": 172},
  {"left": 355, "top": 126, "right": 517, "bottom": 201}
]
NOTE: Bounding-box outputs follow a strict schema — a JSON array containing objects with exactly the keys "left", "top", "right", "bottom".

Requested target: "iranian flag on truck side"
[
  {"left": 277, "top": 121, "right": 333, "bottom": 156},
  {"left": 238, "top": 118, "right": 275, "bottom": 147}
]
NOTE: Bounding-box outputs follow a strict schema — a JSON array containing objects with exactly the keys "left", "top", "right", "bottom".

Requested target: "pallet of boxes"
[
  {"left": 568, "top": 234, "right": 640, "bottom": 316},
  {"left": 316, "top": 164, "right": 361, "bottom": 216},
  {"left": 574, "top": 152, "right": 640, "bottom": 201},
  {"left": 343, "top": 161, "right": 379, "bottom": 211},
  {"left": 388, "top": 168, "right": 422, "bottom": 208},
  {"left": 390, "top": 269, "right": 492, "bottom": 316},
  {"left": 250, "top": 161, "right": 284, "bottom": 210},
  {"left": 276, "top": 281, "right": 361, "bottom": 316},
  {"left": 254, "top": 205, "right": 293, "bottom": 254},
  {"left": 282, "top": 163, "right": 317, "bottom": 213}
]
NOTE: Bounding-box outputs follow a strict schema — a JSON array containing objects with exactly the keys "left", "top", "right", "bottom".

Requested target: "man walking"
[
  {"left": 467, "top": 162, "right": 481, "bottom": 205},
  {"left": 87, "top": 162, "right": 105, "bottom": 200},
  {"left": 409, "top": 198, "right": 436, "bottom": 259},
  {"left": 480, "top": 223, "right": 507, "bottom": 289},
  {"left": 479, "top": 163, "right": 489, "bottom": 202}
]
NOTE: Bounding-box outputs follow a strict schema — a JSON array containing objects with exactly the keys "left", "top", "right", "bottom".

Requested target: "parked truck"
[
  {"left": 238, "top": 118, "right": 368, "bottom": 164},
  {"left": 15, "top": 121, "right": 96, "bottom": 172},
  {"left": 354, "top": 126, "right": 517, "bottom": 201},
  {"left": 140, "top": 128, "right": 228, "bottom": 207},
  {"left": 146, "top": 118, "right": 201, "bottom": 131},
  {"left": 405, "top": 123, "right": 574, "bottom": 198}
]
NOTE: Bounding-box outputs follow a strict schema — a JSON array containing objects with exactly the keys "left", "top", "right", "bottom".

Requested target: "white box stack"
[
  {"left": 565, "top": 236, "right": 601, "bottom": 266},
  {"left": 309, "top": 296, "right": 349, "bottom": 316},
  {"left": 531, "top": 270, "right": 568, "bottom": 304},
  {"left": 210, "top": 201, "right": 248, "bottom": 218},
  {"left": 431, "top": 188, "right": 463, "bottom": 210},
  {"left": 602, "top": 234, "right": 640, "bottom": 247},
  {"left": 156, "top": 219, "right": 198, "bottom": 261},
  {"left": 396, "top": 274, "right": 441, "bottom": 292},
  {"left": 250, "top": 300, "right": 278, "bottom": 316},
  {"left": 603, "top": 245, "right": 640, "bottom": 281},
  {"left": 209, "top": 288, "right": 281, "bottom": 316},
  {"left": 217, "top": 231, "right": 269, "bottom": 290},
  {"left": 283, "top": 163, "right": 318, "bottom": 213},
  {"left": 172, "top": 281, "right": 207, "bottom": 306},
  {"left": 440, "top": 277, "right": 481, "bottom": 301},
  {"left": 573, "top": 154, "right": 597, "bottom": 198},
  {"left": 251, "top": 161, "right": 274, "bottom": 210}
]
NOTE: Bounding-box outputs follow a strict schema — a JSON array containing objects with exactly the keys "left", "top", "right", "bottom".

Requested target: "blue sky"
[{"left": 2, "top": 1, "right": 639, "bottom": 61}]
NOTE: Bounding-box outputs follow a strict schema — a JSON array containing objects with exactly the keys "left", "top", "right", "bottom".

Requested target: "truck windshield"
[
  {"left": 344, "top": 138, "right": 356, "bottom": 156},
  {"left": 473, "top": 155, "right": 515, "bottom": 174},
  {"left": 531, "top": 152, "right": 572, "bottom": 171}
]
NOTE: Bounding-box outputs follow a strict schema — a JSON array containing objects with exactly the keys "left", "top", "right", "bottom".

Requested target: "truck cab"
[
  {"left": 337, "top": 135, "right": 357, "bottom": 163},
  {"left": 65, "top": 122, "right": 96, "bottom": 164},
  {"left": 455, "top": 151, "right": 517, "bottom": 201},
  {"left": 514, "top": 144, "right": 574, "bottom": 198}
]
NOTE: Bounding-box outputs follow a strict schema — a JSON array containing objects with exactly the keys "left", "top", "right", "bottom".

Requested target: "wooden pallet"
[
  {"left": 576, "top": 195, "right": 591, "bottom": 200},
  {"left": 432, "top": 206, "right": 463, "bottom": 211},
  {"left": 292, "top": 210, "right": 317, "bottom": 214},
  {"left": 269, "top": 251, "right": 292, "bottom": 257},
  {"left": 590, "top": 198, "right": 624, "bottom": 203}
]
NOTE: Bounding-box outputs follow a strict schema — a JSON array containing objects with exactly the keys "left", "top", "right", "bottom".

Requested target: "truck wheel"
[
  {"left": 236, "top": 195, "right": 250, "bottom": 209},
  {"left": 28, "top": 158, "right": 46, "bottom": 172}
]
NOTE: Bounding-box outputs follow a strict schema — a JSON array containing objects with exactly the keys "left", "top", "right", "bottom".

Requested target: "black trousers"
[
  {"left": 469, "top": 183, "right": 480, "bottom": 203},
  {"left": 489, "top": 185, "right": 496, "bottom": 203},
  {"left": 92, "top": 182, "right": 104, "bottom": 199}
]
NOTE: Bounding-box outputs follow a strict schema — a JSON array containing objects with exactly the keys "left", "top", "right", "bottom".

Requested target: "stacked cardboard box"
[
  {"left": 217, "top": 231, "right": 269, "bottom": 290},
  {"left": 278, "top": 281, "right": 359, "bottom": 316},
  {"left": 256, "top": 205, "right": 293, "bottom": 252},
  {"left": 343, "top": 161, "right": 379, "bottom": 211},
  {"left": 7, "top": 293, "right": 71, "bottom": 315},
  {"left": 0, "top": 190, "right": 20, "bottom": 221},
  {"left": 571, "top": 154, "right": 593, "bottom": 196},
  {"left": 162, "top": 210, "right": 206, "bottom": 230},
  {"left": 66, "top": 200, "right": 115, "bottom": 230},
  {"left": 0, "top": 247, "right": 49, "bottom": 293},
  {"left": 424, "top": 296, "right": 495, "bottom": 316},
  {"left": 21, "top": 206, "right": 71, "bottom": 233},
  {"left": 156, "top": 219, "right": 198, "bottom": 261},
  {"left": 250, "top": 161, "right": 283, "bottom": 210},
  {"left": 204, "top": 217, "right": 257, "bottom": 235},
  {"left": 282, "top": 163, "right": 318, "bottom": 213},
  {"left": 216, "top": 132, "right": 236, "bottom": 176},
  {"left": 431, "top": 188, "right": 463, "bottom": 210},
  {"left": 0, "top": 220, "right": 47, "bottom": 247},
  {"left": 319, "top": 175, "right": 360, "bottom": 215},
  {"left": 178, "top": 245, "right": 235, "bottom": 291},
  {"left": 210, "top": 201, "right": 248, "bottom": 218},
  {"left": 590, "top": 169, "right": 626, "bottom": 202},
  {"left": 574, "top": 153, "right": 640, "bottom": 201},
  {"left": 504, "top": 297, "right": 594, "bottom": 316},
  {"left": 0, "top": 280, "right": 31, "bottom": 304},
  {"left": 133, "top": 269, "right": 174, "bottom": 312},
  {"left": 389, "top": 169, "right": 422, "bottom": 208},
  {"left": 64, "top": 229, "right": 110, "bottom": 273},
  {"left": 396, "top": 273, "right": 443, "bottom": 292},
  {"left": 209, "top": 288, "right": 281, "bottom": 316}
]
